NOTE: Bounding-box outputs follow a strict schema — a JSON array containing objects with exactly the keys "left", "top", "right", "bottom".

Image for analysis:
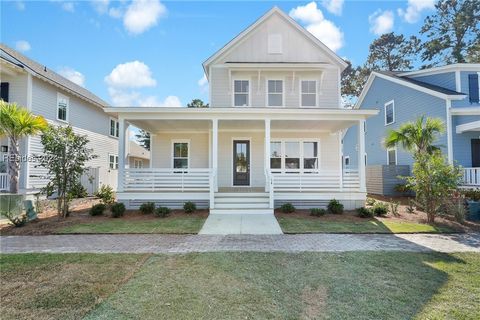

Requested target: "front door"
[
  {"left": 472, "top": 139, "right": 480, "bottom": 167},
  {"left": 233, "top": 140, "right": 250, "bottom": 186}
]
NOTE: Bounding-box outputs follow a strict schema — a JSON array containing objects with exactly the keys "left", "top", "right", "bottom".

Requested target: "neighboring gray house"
[
  {"left": 343, "top": 64, "right": 480, "bottom": 195},
  {"left": 0, "top": 44, "right": 118, "bottom": 194}
]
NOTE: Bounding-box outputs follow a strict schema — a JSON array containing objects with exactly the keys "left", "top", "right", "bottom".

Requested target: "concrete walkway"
[
  {"left": 1, "top": 233, "right": 479, "bottom": 254},
  {"left": 199, "top": 214, "right": 283, "bottom": 235}
]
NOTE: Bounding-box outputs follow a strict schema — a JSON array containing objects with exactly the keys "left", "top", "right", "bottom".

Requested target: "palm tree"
[
  {"left": 0, "top": 101, "right": 48, "bottom": 193},
  {"left": 384, "top": 116, "right": 445, "bottom": 157}
]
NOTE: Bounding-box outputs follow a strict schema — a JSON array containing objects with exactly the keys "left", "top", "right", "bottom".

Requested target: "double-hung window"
[
  {"left": 109, "top": 154, "right": 119, "bottom": 169},
  {"left": 285, "top": 141, "right": 300, "bottom": 169},
  {"left": 267, "top": 80, "right": 283, "bottom": 106},
  {"left": 173, "top": 141, "right": 189, "bottom": 169},
  {"left": 303, "top": 141, "right": 318, "bottom": 170},
  {"left": 110, "top": 119, "right": 119, "bottom": 137},
  {"left": 387, "top": 148, "right": 397, "bottom": 165},
  {"left": 385, "top": 100, "right": 394, "bottom": 125},
  {"left": 270, "top": 142, "right": 282, "bottom": 171},
  {"left": 57, "top": 94, "right": 68, "bottom": 122},
  {"left": 270, "top": 140, "right": 319, "bottom": 172},
  {"left": 233, "top": 80, "right": 249, "bottom": 107},
  {"left": 134, "top": 159, "right": 143, "bottom": 168},
  {"left": 301, "top": 80, "right": 317, "bottom": 107}
]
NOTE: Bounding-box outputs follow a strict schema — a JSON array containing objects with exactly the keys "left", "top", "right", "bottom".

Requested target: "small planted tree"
[{"left": 39, "top": 125, "right": 96, "bottom": 217}]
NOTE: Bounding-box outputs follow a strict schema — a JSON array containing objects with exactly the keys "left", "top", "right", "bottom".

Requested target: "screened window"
[
  {"left": 110, "top": 119, "right": 119, "bottom": 137},
  {"left": 57, "top": 94, "right": 68, "bottom": 121},
  {"left": 173, "top": 142, "right": 189, "bottom": 169},
  {"left": 303, "top": 142, "right": 318, "bottom": 169},
  {"left": 109, "top": 154, "right": 119, "bottom": 169},
  {"left": 270, "top": 142, "right": 282, "bottom": 169},
  {"left": 234, "top": 80, "right": 249, "bottom": 106},
  {"left": 301, "top": 80, "right": 317, "bottom": 107},
  {"left": 268, "top": 80, "right": 283, "bottom": 106},
  {"left": 385, "top": 101, "right": 394, "bottom": 125},
  {"left": 387, "top": 149, "right": 397, "bottom": 165}
]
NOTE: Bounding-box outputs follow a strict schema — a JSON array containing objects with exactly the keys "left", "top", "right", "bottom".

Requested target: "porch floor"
[{"left": 199, "top": 214, "right": 283, "bottom": 235}]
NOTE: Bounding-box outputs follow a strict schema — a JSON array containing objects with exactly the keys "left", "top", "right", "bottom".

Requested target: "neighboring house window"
[
  {"left": 268, "top": 80, "right": 283, "bottom": 106},
  {"left": 384, "top": 100, "right": 394, "bottom": 125},
  {"left": 270, "top": 142, "right": 282, "bottom": 170},
  {"left": 233, "top": 80, "right": 249, "bottom": 107},
  {"left": 303, "top": 141, "right": 318, "bottom": 169},
  {"left": 1, "top": 82, "right": 9, "bottom": 102},
  {"left": 57, "top": 93, "right": 68, "bottom": 122},
  {"left": 301, "top": 80, "right": 317, "bottom": 107},
  {"left": 109, "top": 154, "right": 119, "bottom": 169},
  {"left": 173, "top": 141, "right": 189, "bottom": 169},
  {"left": 387, "top": 148, "right": 397, "bottom": 165},
  {"left": 110, "top": 119, "right": 119, "bottom": 137},
  {"left": 468, "top": 73, "right": 479, "bottom": 103},
  {"left": 268, "top": 34, "right": 282, "bottom": 54},
  {"left": 134, "top": 159, "right": 143, "bottom": 168},
  {"left": 344, "top": 156, "right": 350, "bottom": 166}
]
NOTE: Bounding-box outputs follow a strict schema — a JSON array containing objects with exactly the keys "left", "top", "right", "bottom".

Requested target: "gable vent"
[{"left": 268, "top": 34, "right": 282, "bottom": 54}]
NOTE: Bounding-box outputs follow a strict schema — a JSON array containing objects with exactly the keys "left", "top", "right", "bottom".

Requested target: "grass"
[
  {"left": 57, "top": 216, "right": 206, "bottom": 234},
  {"left": 277, "top": 216, "right": 455, "bottom": 233},
  {"left": 2, "top": 252, "right": 477, "bottom": 319}
]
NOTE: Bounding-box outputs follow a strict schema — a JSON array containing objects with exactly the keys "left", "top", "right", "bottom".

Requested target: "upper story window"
[
  {"left": 1, "top": 82, "right": 9, "bottom": 102},
  {"left": 173, "top": 141, "right": 189, "bottom": 169},
  {"left": 468, "top": 73, "right": 479, "bottom": 103},
  {"left": 384, "top": 100, "right": 394, "bottom": 125},
  {"left": 301, "top": 80, "right": 317, "bottom": 107},
  {"left": 110, "top": 118, "right": 119, "bottom": 138},
  {"left": 233, "top": 80, "right": 249, "bottom": 107},
  {"left": 268, "top": 80, "right": 283, "bottom": 107},
  {"left": 267, "top": 34, "right": 282, "bottom": 54},
  {"left": 57, "top": 93, "right": 69, "bottom": 122},
  {"left": 387, "top": 148, "right": 397, "bottom": 165}
]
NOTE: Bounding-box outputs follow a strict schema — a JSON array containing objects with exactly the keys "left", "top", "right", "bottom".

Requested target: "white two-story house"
[
  {"left": 0, "top": 44, "right": 118, "bottom": 194},
  {"left": 107, "top": 7, "right": 377, "bottom": 213}
]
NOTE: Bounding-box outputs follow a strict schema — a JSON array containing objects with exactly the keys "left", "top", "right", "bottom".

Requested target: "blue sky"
[{"left": 2, "top": 0, "right": 436, "bottom": 107}]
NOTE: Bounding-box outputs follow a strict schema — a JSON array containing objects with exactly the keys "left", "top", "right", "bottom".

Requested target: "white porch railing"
[
  {"left": 271, "top": 169, "right": 360, "bottom": 192},
  {"left": 462, "top": 168, "right": 480, "bottom": 187},
  {"left": 123, "top": 168, "right": 211, "bottom": 192},
  {"left": 0, "top": 173, "right": 8, "bottom": 191}
]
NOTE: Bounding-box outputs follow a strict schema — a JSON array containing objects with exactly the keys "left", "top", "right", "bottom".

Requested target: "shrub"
[
  {"left": 394, "top": 184, "right": 411, "bottom": 194},
  {"left": 366, "top": 197, "right": 376, "bottom": 206},
  {"left": 0, "top": 194, "right": 26, "bottom": 227},
  {"left": 183, "top": 201, "right": 196, "bottom": 214},
  {"left": 110, "top": 202, "right": 125, "bottom": 218},
  {"left": 280, "top": 203, "right": 295, "bottom": 213},
  {"left": 373, "top": 203, "right": 388, "bottom": 216},
  {"left": 389, "top": 200, "right": 400, "bottom": 217},
  {"left": 445, "top": 193, "right": 467, "bottom": 224},
  {"left": 139, "top": 202, "right": 155, "bottom": 215},
  {"left": 310, "top": 208, "right": 326, "bottom": 217},
  {"left": 155, "top": 206, "right": 171, "bottom": 218},
  {"left": 327, "top": 199, "right": 344, "bottom": 214},
  {"left": 406, "top": 199, "right": 416, "bottom": 214},
  {"left": 462, "top": 189, "right": 480, "bottom": 201},
  {"left": 89, "top": 203, "right": 106, "bottom": 216},
  {"left": 68, "top": 182, "right": 88, "bottom": 199},
  {"left": 94, "top": 185, "right": 115, "bottom": 205},
  {"left": 357, "top": 207, "right": 374, "bottom": 218}
]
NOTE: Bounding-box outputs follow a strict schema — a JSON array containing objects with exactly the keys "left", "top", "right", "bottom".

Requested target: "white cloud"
[
  {"left": 321, "top": 0, "right": 344, "bottom": 16},
  {"left": 289, "top": 2, "right": 344, "bottom": 52},
  {"left": 15, "top": 40, "right": 31, "bottom": 52},
  {"left": 369, "top": 10, "right": 394, "bottom": 35},
  {"left": 123, "top": 0, "right": 167, "bottom": 35},
  {"left": 61, "top": 2, "right": 75, "bottom": 12},
  {"left": 398, "top": 0, "right": 436, "bottom": 23},
  {"left": 58, "top": 67, "right": 86, "bottom": 87},
  {"left": 105, "top": 61, "right": 156, "bottom": 88},
  {"left": 198, "top": 75, "right": 208, "bottom": 93},
  {"left": 139, "top": 95, "right": 182, "bottom": 107}
]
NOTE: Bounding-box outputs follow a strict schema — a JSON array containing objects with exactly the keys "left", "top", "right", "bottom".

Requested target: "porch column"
[
  {"left": 212, "top": 118, "right": 218, "bottom": 192},
  {"left": 117, "top": 117, "right": 126, "bottom": 192},
  {"left": 264, "top": 119, "right": 271, "bottom": 191},
  {"left": 358, "top": 120, "right": 366, "bottom": 192},
  {"left": 149, "top": 134, "right": 155, "bottom": 168}
]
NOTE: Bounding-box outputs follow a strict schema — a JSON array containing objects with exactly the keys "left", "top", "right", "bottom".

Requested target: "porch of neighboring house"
[
  {"left": 455, "top": 117, "right": 480, "bottom": 188},
  {"left": 109, "top": 108, "right": 375, "bottom": 214}
]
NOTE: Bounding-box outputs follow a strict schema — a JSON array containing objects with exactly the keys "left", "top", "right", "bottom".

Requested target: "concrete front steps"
[{"left": 210, "top": 192, "right": 273, "bottom": 215}]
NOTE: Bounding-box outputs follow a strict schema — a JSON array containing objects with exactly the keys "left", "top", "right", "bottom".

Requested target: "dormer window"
[
  {"left": 233, "top": 80, "right": 249, "bottom": 107},
  {"left": 268, "top": 34, "right": 282, "bottom": 54}
]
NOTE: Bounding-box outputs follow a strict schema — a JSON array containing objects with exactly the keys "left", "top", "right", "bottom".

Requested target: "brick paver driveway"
[{"left": 1, "top": 233, "right": 479, "bottom": 253}]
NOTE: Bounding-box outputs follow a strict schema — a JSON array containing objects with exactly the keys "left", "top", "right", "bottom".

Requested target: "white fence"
[
  {"left": 271, "top": 169, "right": 360, "bottom": 192},
  {"left": 123, "top": 168, "right": 212, "bottom": 192},
  {"left": 0, "top": 173, "right": 8, "bottom": 191},
  {"left": 462, "top": 168, "right": 480, "bottom": 187}
]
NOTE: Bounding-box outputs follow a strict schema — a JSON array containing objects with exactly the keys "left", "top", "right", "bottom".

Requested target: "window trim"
[
  {"left": 269, "top": 139, "right": 321, "bottom": 173},
  {"left": 109, "top": 118, "right": 119, "bottom": 138},
  {"left": 108, "top": 153, "right": 119, "bottom": 170},
  {"left": 386, "top": 147, "right": 397, "bottom": 165},
  {"left": 232, "top": 78, "right": 251, "bottom": 107},
  {"left": 299, "top": 79, "right": 318, "bottom": 108},
  {"left": 56, "top": 93, "right": 69, "bottom": 123},
  {"left": 384, "top": 100, "right": 395, "bottom": 126},
  {"left": 266, "top": 78, "right": 285, "bottom": 107},
  {"left": 171, "top": 139, "right": 190, "bottom": 169}
]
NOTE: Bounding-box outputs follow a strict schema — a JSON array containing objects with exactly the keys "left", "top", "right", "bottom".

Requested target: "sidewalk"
[{"left": 1, "top": 233, "right": 479, "bottom": 254}]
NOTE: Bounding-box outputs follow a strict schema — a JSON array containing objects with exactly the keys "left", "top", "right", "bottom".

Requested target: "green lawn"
[
  {"left": 277, "top": 216, "right": 455, "bottom": 233},
  {"left": 57, "top": 216, "right": 206, "bottom": 234},
  {"left": 1, "top": 252, "right": 478, "bottom": 319}
]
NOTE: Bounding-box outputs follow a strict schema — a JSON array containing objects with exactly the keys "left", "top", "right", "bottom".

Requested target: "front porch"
[{"left": 106, "top": 107, "right": 377, "bottom": 212}]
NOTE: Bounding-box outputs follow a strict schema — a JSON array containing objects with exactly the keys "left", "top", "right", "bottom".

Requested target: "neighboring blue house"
[{"left": 343, "top": 64, "right": 480, "bottom": 195}]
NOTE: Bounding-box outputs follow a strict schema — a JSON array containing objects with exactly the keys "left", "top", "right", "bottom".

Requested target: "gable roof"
[
  {"left": 355, "top": 71, "right": 467, "bottom": 108},
  {"left": 0, "top": 43, "right": 109, "bottom": 108},
  {"left": 202, "top": 6, "right": 347, "bottom": 78}
]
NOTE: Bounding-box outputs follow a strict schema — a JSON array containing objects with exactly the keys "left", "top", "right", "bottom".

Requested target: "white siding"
[
  {"left": 151, "top": 132, "right": 209, "bottom": 168},
  {"left": 0, "top": 72, "right": 28, "bottom": 106}
]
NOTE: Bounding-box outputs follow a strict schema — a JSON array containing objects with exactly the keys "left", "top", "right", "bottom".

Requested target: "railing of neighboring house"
[
  {"left": 271, "top": 169, "right": 360, "bottom": 192},
  {"left": 462, "top": 168, "right": 480, "bottom": 187},
  {"left": 0, "top": 173, "right": 8, "bottom": 191},
  {"left": 123, "top": 168, "right": 211, "bottom": 192}
]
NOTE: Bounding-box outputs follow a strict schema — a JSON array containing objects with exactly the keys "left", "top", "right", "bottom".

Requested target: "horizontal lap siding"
[
  {"left": 452, "top": 115, "right": 479, "bottom": 167},
  {"left": 0, "top": 73, "right": 28, "bottom": 106},
  {"left": 410, "top": 72, "right": 456, "bottom": 91},
  {"left": 453, "top": 71, "right": 480, "bottom": 108}
]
